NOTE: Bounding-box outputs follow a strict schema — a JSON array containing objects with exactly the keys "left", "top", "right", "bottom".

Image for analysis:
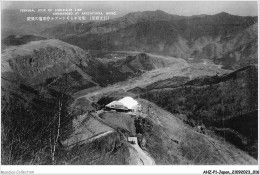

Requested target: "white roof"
[
  {"left": 118, "top": 96, "right": 138, "bottom": 109},
  {"left": 106, "top": 101, "right": 124, "bottom": 107}
]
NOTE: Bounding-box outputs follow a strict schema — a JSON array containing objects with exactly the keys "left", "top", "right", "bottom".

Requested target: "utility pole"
[
  {"left": 221, "top": 76, "right": 226, "bottom": 144},
  {"left": 222, "top": 99, "right": 225, "bottom": 143}
]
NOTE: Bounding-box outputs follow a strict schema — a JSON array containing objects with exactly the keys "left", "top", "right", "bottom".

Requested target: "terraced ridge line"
[{"left": 64, "top": 130, "right": 114, "bottom": 149}]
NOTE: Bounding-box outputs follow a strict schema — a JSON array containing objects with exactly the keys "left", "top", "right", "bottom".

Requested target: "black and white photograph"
[{"left": 1, "top": 0, "right": 259, "bottom": 174}]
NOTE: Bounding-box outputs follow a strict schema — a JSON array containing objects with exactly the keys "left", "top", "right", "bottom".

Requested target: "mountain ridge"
[
  {"left": 41, "top": 10, "right": 257, "bottom": 70},
  {"left": 134, "top": 65, "right": 258, "bottom": 159}
]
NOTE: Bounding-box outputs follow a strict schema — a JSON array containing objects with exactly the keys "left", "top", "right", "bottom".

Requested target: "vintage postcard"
[{"left": 1, "top": 1, "right": 259, "bottom": 174}]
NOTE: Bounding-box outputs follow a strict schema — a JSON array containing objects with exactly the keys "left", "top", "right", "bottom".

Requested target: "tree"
[
  {"left": 1, "top": 73, "right": 73, "bottom": 165},
  {"left": 48, "top": 73, "right": 74, "bottom": 164},
  {"left": 49, "top": 96, "right": 62, "bottom": 164}
]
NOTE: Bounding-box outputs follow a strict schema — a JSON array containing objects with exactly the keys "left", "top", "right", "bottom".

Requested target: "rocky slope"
[
  {"left": 2, "top": 36, "right": 172, "bottom": 94},
  {"left": 2, "top": 38, "right": 99, "bottom": 95},
  {"left": 42, "top": 11, "right": 258, "bottom": 69}
]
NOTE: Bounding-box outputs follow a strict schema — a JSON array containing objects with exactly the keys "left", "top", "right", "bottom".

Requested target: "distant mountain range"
[
  {"left": 41, "top": 10, "right": 258, "bottom": 70},
  {"left": 2, "top": 10, "right": 257, "bottom": 70}
]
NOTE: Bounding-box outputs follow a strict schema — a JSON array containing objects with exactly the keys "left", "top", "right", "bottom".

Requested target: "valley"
[
  {"left": 1, "top": 8, "right": 258, "bottom": 166},
  {"left": 74, "top": 51, "right": 230, "bottom": 101}
]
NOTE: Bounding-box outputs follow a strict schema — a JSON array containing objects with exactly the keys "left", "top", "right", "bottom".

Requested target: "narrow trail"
[
  {"left": 128, "top": 137, "right": 155, "bottom": 165},
  {"left": 64, "top": 130, "right": 114, "bottom": 149},
  {"left": 88, "top": 131, "right": 113, "bottom": 142},
  {"left": 202, "top": 134, "right": 228, "bottom": 164}
]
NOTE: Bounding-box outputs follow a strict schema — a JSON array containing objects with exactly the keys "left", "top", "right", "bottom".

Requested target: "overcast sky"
[{"left": 1, "top": 1, "right": 258, "bottom": 17}]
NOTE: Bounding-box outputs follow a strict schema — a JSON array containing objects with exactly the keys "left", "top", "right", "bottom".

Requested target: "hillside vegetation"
[{"left": 136, "top": 65, "right": 258, "bottom": 158}]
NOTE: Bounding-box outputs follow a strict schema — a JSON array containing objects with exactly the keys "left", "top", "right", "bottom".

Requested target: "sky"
[{"left": 1, "top": 1, "right": 258, "bottom": 17}]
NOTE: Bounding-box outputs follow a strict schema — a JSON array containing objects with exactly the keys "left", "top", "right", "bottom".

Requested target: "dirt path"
[
  {"left": 64, "top": 131, "right": 114, "bottom": 149},
  {"left": 128, "top": 137, "right": 155, "bottom": 165},
  {"left": 88, "top": 131, "right": 113, "bottom": 142}
]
